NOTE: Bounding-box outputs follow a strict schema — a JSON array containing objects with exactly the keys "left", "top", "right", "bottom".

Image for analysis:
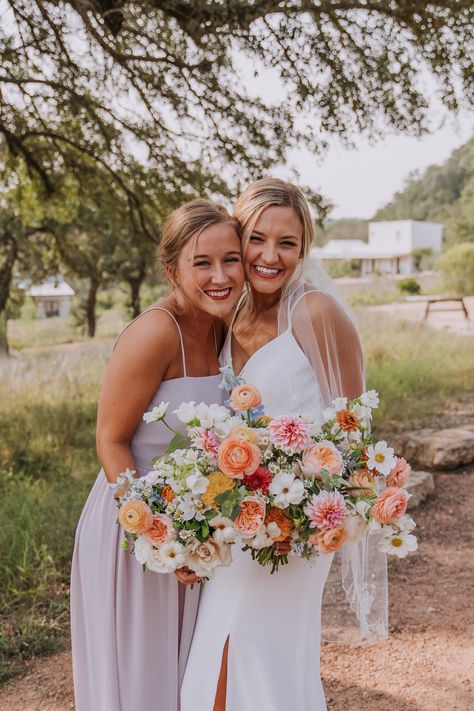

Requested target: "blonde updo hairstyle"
[
  {"left": 157, "top": 198, "right": 241, "bottom": 312},
  {"left": 233, "top": 178, "right": 315, "bottom": 260}
]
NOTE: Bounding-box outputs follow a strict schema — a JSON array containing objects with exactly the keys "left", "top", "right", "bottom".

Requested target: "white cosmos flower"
[
  {"left": 366, "top": 440, "right": 396, "bottom": 476},
  {"left": 143, "top": 401, "right": 169, "bottom": 423},
  {"left": 134, "top": 535, "right": 153, "bottom": 565},
  {"left": 360, "top": 390, "right": 379, "bottom": 409},
  {"left": 174, "top": 401, "right": 197, "bottom": 424},
  {"left": 186, "top": 473, "right": 209, "bottom": 495},
  {"left": 211, "top": 515, "right": 237, "bottom": 544},
  {"left": 378, "top": 531, "right": 418, "bottom": 558},
  {"left": 269, "top": 471, "right": 305, "bottom": 508},
  {"left": 159, "top": 541, "right": 186, "bottom": 572}
]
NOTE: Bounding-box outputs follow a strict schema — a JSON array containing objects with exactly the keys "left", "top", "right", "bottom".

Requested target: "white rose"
[{"left": 185, "top": 537, "right": 232, "bottom": 578}]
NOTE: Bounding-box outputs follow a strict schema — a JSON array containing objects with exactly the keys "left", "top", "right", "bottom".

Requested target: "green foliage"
[
  {"left": 435, "top": 243, "right": 474, "bottom": 296},
  {"left": 397, "top": 278, "right": 421, "bottom": 294},
  {"left": 323, "top": 260, "right": 362, "bottom": 278},
  {"left": 411, "top": 247, "right": 434, "bottom": 272},
  {"left": 319, "top": 219, "right": 368, "bottom": 246}
]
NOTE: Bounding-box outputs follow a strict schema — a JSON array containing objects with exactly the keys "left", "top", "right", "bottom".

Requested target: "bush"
[
  {"left": 435, "top": 242, "right": 474, "bottom": 296},
  {"left": 397, "top": 277, "right": 421, "bottom": 294}
]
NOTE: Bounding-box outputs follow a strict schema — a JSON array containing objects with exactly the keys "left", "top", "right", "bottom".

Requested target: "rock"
[
  {"left": 391, "top": 428, "right": 474, "bottom": 470},
  {"left": 406, "top": 470, "right": 435, "bottom": 509}
]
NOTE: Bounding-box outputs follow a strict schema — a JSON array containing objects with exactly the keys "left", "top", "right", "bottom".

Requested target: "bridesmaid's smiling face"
[
  {"left": 173, "top": 222, "right": 244, "bottom": 318},
  {"left": 244, "top": 205, "right": 303, "bottom": 294}
]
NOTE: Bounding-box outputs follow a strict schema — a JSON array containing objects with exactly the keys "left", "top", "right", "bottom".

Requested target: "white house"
[
  {"left": 312, "top": 220, "right": 443, "bottom": 276},
  {"left": 25, "top": 278, "right": 75, "bottom": 318}
]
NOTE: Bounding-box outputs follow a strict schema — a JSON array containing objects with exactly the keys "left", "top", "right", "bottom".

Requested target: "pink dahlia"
[
  {"left": 268, "top": 416, "right": 310, "bottom": 453},
  {"left": 243, "top": 466, "right": 273, "bottom": 494},
  {"left": 304, "top": 491, "right": 347, "bottom": 531},
  {"left": 192, "top": 428, "right": 220, "bottom": 458}
]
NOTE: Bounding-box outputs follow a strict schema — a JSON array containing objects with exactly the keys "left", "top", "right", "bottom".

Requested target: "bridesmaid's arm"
[{"left": 96, "top": 310, "right": 180, "bottom": 484}]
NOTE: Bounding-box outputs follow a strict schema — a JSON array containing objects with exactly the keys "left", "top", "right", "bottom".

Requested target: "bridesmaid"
[{"left": 71, "top": 199, "right": 244, "bottom": 711}]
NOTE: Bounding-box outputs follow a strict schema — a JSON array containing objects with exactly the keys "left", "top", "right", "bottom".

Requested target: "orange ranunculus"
[
  {"left": 118, "top": 500, "right": 153, "bottom": 535},
  {"left": 265, "top": 508, "right": 294, "bottom": 542},
  {"left": 233, "top": 496, "right": 265, "bottom": 537},
  {"left": 336, "top": 409, "right": 361, "bottom": 432},
  {"left": 144, "top": 513, "right": 175, "bottom": 546},
  {"left": 371, "top": 487, "right": 408, "bottom": 524},
  {"left": 230, "top": 425, "right": 258, "bottom": 444},
  {"left": 161, "top": 486, "right": 176, "bottom": 502},
  {"left": 301, "top": 441, "right": 343, "bottom": 479},
  {"left": 217, "top": 436, "right": 261, "bottom": 479},
  {"left": 309, "top": 525, "right": 347, "bottom": 553},
  {"left": 230, "top": 384, "right": 262, "bottom": 412}
]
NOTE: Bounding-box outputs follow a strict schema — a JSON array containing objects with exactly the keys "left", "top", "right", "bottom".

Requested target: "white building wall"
[
  {"left": 411, "top": 222, "right": 443, "bottom": 252},
  {"left": 368, "top": 221, "right": 413, "bottom": 252}
]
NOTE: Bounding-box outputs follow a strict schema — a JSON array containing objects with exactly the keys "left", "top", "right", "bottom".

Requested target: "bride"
[{"left": 181, "top": 178, "right": 367, "bottom": 711}]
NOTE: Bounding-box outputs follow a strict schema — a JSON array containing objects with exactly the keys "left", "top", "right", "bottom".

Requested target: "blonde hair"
[
  {"left": 157, "top": 198, "right": 240, "bottom": 311},
  {"left": 233, "top": 178, "right": 315, "bottom": 258}
]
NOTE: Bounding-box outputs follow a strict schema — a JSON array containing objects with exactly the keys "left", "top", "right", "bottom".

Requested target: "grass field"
[{"left": 1, "top": 308, "right": 473, "bottom": 683}]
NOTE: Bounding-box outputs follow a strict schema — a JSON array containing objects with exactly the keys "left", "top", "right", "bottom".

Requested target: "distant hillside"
[
  {"left": 372, "top": 136, "right": 474, "bottom": 246},
  {"left": 317, "top": 218, "right": 368, "bottom": 246}
]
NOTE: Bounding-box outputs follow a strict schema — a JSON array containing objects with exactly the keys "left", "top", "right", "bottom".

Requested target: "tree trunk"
[
  {"left": 127, "top": 271, "right": 145, "bottom": 318},
  {"left": 0, "top": 236, "right": 19, "bottom": 356},
  {"left": 86, "top": 278, "right": 100, "bottom": 338}
]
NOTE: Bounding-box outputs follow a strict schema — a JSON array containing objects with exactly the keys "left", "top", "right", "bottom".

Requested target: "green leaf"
[{"left": 166, "top": 432, "right": 189, "bottom": 453}]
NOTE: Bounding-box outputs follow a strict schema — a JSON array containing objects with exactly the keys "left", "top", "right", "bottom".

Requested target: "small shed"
[{"left": 26, "top": 279, "right": 75, "bottom": 318}]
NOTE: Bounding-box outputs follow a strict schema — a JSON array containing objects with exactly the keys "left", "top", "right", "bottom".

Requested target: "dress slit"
[{"left": 213, "top": 636, "right": 230, "bottom": 711}]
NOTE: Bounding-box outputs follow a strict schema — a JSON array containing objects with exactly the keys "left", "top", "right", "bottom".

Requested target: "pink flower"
[
  {"left": 304, "top": 491, "right": 347, "bottom": 531},
  {"left": 192, "top": 427, "right": 220, "bottom": 458},
  {"left": 301, "top": 441, "right": 343, "bottom": 479},
  {"left": 218, "top": 436, "right": 262, "bottom": 479},
  {"left": 242, "top": 466, "right": 272, "bottom": 494},
  {"left": 371, "top": 487, "right": 408, "bottom": 524},
  {"left": 268, "top": 416, "right": 310, "bottom": 453},
  {"left": 144, "top": 514, "right": 176, "bottom": 546},
  {"left": 386, "top": 457, "right": 411, "bottom": 488}
]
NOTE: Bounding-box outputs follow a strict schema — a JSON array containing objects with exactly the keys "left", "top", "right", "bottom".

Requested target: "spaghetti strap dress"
[
  {"left": 181, "top": 310, "right": 333, "bottom": 711},
  {"left": 71, "top": 307, "right": 224, "bottom": 711}
]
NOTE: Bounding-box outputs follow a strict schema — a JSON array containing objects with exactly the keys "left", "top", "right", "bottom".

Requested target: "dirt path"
[{"left": 1, "top": 468, "right": 473, "bottom": 711}]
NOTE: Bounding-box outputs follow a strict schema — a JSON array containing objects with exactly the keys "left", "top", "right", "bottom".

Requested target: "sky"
[{"left": 276, "top": 114, "right": 474, "bottom": 221}]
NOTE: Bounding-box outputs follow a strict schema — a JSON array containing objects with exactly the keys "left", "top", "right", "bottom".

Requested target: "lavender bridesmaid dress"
[{"left": 71, "top": 307, "right": 224, "bottom": 711}]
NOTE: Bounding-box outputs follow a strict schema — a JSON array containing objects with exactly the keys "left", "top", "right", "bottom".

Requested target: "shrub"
[
  {"left": 435, "top": 243, "right": 474, "bottom": 296},
  {"left": 397, "top": 277, "right": 421, "bottom": 294}
]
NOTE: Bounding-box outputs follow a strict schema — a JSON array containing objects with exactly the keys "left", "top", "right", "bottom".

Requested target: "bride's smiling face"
[{"left": 244, "top": 205, "right": 303, "bottom": 294}]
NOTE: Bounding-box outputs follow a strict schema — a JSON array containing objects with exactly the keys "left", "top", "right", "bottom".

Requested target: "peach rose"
[
  {"left": 371, "top": 487, "right": 408, "bottom": 524},
  {"left": 229, "top": 384, "right": 262, "bottom": 411},
  {"left": 301, "top": 441, "right": 343, "bottom": 479},
  {"left": 233, "top": 496, "right": 265, "bottom": 538},
  {"left": 348, "top": 468, "right": 377, "bottom": 496},
  {"left": 309, "top": 525, "right": 347, "bottom": 553},
  {"left": 230, "top": 425, "right": 258, "bottom": 444},
  {"left": 185, "top": 537, "right": 232, "bottom": 578},
  {"left": 265, "top": 508, "right": 294, "bottom": 542},
  {"left": 118, "top": 500, "right": 153, "bottom": 535},
  {"left": 386, "top": 457, "right": 411, "bottom": 488},
  {"left": 217, "top": 436, "right": 261, "bottom": 479},
  {"left": 144, "top": 513, "right": 176, "bottom": 546}
]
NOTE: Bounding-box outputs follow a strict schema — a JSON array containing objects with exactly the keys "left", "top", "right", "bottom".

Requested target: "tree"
[
  {"left": 1, "top": 1, "right": 473, "bottom": 197},
  {"left": 436, "top": 243, "right": 474, "bottom": 296},
  {"left": 445, "top": 176, "right": 474, "bottom": 247}
]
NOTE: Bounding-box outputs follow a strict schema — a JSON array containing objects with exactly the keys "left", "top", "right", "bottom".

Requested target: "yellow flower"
[
  {"left": 201, "top": 471, "right": 237, "bottom": 508},
  {"left": 230, "top": 425, "right": 258, "bottom": 444}
]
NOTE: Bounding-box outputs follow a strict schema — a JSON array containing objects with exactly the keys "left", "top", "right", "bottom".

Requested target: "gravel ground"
[{"left": 1, "top": 468, "right": 473, "bottom": 711}]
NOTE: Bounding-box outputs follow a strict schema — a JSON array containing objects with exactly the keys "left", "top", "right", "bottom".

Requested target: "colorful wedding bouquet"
[{"left": 113, "top": 376, "right": 417, "bottom": 578}]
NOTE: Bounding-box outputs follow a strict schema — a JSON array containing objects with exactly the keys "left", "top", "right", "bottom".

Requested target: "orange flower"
[
  {"left": 348, "top": 469, "right": 377, "bottom": 496},
  {"left": 144, "top": 514, "right": 175, "bottom": 545},
  {"left": 309, "top": 525, "right": 347, "bottom": 553},
  {"left": 230, "top": 384, "right": 262, "bottom": 411},
  {"left": 118, "top": 500, "right": 153, "bottom": 535},
  {"left": 336, "top": 409, "right": 361, "bottom": 432},
  {"left": 161, "top": 486, "right": 176, "bottom": 502},
  {"left": 233, "top": 496, "right": 265, "bottom": 537},
  {"left": 265, "top": 508, "right": 294, "bottom": 542},
  {"left": 218, "top": 436, "right": 261, "bottom": 479},
  {"left": 230, "top": 425, "right": 258, "bottom": 444},
  {"left": 371, "top": 487, "right": 408, "bottom": 524}
]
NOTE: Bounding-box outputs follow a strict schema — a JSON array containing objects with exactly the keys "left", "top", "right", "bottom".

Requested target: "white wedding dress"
[{"left": 181, "top": 324, "right": 333, "bottom": 711}]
